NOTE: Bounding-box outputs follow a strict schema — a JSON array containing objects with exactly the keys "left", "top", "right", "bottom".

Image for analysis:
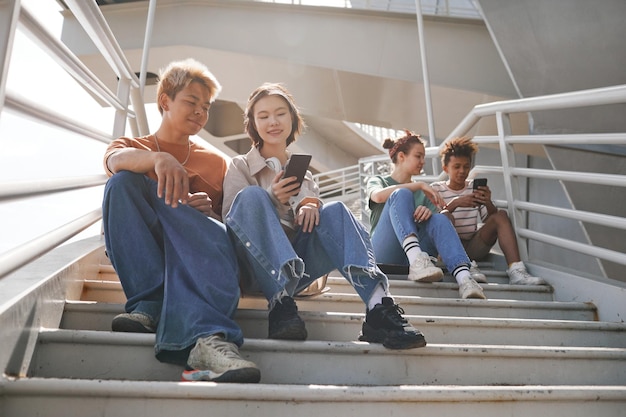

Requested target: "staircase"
[{"left": 2, "top": 243, "right": 625, "bottom": 416}]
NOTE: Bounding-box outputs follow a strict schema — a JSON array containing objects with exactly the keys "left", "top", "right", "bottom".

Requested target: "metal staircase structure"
[{"left": 1, "top": 1, "right": 625, "bottom": 415}]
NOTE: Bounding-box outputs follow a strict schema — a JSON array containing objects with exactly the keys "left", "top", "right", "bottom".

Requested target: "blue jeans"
[
  {"left": 102, "top": 171, "right": 243, "bottom": 365},
  {"left": 371, "top": 188, "right": 470, "bottom": 271},
  {"left": 224, "top": 186, "right": 388, "bottom": 307}
]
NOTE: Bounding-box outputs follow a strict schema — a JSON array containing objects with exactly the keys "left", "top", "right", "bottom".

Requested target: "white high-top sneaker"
[
  {"left": 507, "top": 262, "right": 547, "bottom": 285},
  {"left": 469, "top": 260, "right": 488, "bottom": 283},
  {"left": 408, "top": 252, "right": 444, "bottom": 282}
]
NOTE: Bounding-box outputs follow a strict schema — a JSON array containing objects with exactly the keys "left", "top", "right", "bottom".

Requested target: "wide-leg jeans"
[
  {"left": 224, "top": 186, "right": 388, "bottom": 307},
  {"left": 102, "top": 171, "right": 243, "bottom": 365}
]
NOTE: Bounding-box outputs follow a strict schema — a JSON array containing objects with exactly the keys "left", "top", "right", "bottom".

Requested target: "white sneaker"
[
  {"left": 408, "top": 252, "right": 444, "bottom": 282},
  {"left": 459, "top": 279, "right": 487, "bottom": 299},
  {"left": 507, "top": 262, "right": 547, "bottom": 285},
  {"left": 182, "top": 334, "right": 261, "bottom": 383},
  {"left": 469, "top": 261, "right": 488, "bottom": 283}
]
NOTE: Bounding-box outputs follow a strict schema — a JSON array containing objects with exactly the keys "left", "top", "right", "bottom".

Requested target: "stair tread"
[
  {"left": 6, "top": 377, "right": 626, "bottom": 401},
  {"left": 63, "top": 301, "right": 624, "bottom": 330},
  {"left": 31, "top": 329, "right": 626, "bottom": 386}
]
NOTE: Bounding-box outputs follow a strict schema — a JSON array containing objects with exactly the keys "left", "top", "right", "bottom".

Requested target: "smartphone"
[
  {"left": 473, "top": 178, "right": 488, "bottom": 189},
  {"left": 282, "top": 154, "right": 312, "bottom": 186}
]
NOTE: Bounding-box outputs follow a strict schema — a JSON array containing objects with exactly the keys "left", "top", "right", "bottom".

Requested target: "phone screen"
[
  {"left": 282, "top": 154, "right": 312, "bottom": 186},
  {"left": 473, "top": 178, "right": 488, "bottom": 189}
]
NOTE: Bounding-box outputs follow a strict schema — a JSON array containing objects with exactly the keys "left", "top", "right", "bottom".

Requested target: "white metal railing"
[
  {"left": 314, "top": 164, "right": 360, "bottom": 202},
  {"left": 358, "top": 84, "right": 626, "bottom": 280},
  {"left": 0, "top": 1, "right": 152, "bottom": 279}
]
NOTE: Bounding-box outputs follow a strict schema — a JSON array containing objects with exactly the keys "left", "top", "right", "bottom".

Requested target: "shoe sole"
[
  {"left": 268, "top": 325, "right": 308, "bottom": 341},
  {"left": 460, "top": 290, "right": 487, "bottom": 300},
  {"left": 471, "top": 275, "right": 488, "bottom": 283},
  {"left": 359, "top": 324, "right": 427, "bottom": 350},
  {"left": 111, "top": 316, "right": 155, "bottom": 333},
  {"left": 408, "top": 271, "right": 444, "bottom": 282},
  {"left": 182, "top": 367, "right": 261, "bottom": 383}
]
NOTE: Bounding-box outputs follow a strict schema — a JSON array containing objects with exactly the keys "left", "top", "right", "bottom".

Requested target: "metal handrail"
[
  {"left": 314, "top": 165, "right": 361, "bottom": 200},
  {"left": 445, "top": 84, "right": 626, "bottom": 144},
  {"left": 18, "top": 6, "right": 129, "bottom": 113},
  {"left": 0, "top": 209, "right": 102, "bottom": 278},
  {"left": 0, "top": 1, "right": 152, "bottom": 280},
  {"left": 0, "top": 175, "right": 108, "bottom": 202},
  {"left": 5, "top": 93, "right": 112, "bottom": 144},
  {"left": 63, "top": 0, "right": 149, "bottom": 137},
  {"left": 358, "top": 83, "right": 626, "bottom": 274}
]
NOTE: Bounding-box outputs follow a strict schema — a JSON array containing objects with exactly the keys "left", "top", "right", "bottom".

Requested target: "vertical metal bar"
[
  {"left": 0, "top": 0, "right": 20, "bottom": 112},
  {"left": 414, "top": 0, "right": 438, "bottom": 174},
  {"left": 139, "top": 0, "right": 157, "bottom": 96},
  {"left": 114, "top": 77, "right": 132, "bottom": 138},
  {"left": 496, "top": 110, "right": 529, "bottom": 260}
]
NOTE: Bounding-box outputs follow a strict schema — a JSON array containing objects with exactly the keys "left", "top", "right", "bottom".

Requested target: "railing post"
[
  {"left": 115, "top": 77, "right": 133, "bottom": 138},
  {"left": 0, "top": 0, "right": 19, "bottom": 114},
  {"left": 496, "top": 110, "right": 529, "bottom": 261}
]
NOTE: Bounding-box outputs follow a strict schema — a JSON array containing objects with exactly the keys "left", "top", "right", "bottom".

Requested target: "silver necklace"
[{"left": 154, "top": 133, "right": 191, "bottom": 166}]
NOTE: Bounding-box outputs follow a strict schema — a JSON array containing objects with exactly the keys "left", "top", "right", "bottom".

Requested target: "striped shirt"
[{"left": 430, "top": 180, "right": 489, "bottom": 240}]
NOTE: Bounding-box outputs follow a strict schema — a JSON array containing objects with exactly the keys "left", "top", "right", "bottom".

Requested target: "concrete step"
[
  {"left": 4, "top": 378, "right": 625, "bottom": 417},
  {"left": 326, "top": 276, "right": 554, "bottom": 301},
  {"left": 239, "top": 293, "right": 596, "bottom": 321},
  {"left": 80, "top": 281, "right": 591, "bottom": 321},
  {"left": 82, "top": 277, "right": 555, "bottom": 303},
  {"left": 30, "top": 329, "right": 626, "bottom": 386},
  {"left": 61, "top": 302, "right": 626, "bottom": 348}
]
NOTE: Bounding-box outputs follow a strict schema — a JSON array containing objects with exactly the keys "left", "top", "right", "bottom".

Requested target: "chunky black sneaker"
[
  {"left": 268, "top": 296, "right": 307, "bottom": 340},
  {"left": 359, "top": 297, "right": 426, "bottom": 349}
]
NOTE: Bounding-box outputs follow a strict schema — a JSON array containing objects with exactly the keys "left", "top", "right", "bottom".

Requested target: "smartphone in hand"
[
  {"left": 282, "top": 154, "right": 312, "bottom": 186},
  {"left": 473, "top": 178, "right": 488, "bottom": 189}
]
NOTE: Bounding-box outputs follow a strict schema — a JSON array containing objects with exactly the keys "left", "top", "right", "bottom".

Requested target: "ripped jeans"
[{"left": 224, "top": 186, "right": 388, "bottom": 308}]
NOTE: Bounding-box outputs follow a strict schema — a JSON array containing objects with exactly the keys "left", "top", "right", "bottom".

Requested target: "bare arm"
[
  {"left": 107, "top": 148, "right": 189, "bottom": 208},
  {"left": 369, "top": 181, "right": 425, "bottom": 204},
  {"left": 370, "top": 181, "right": 444, "bottom": 208}
]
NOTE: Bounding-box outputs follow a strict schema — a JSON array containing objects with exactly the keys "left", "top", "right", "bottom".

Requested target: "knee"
[
  {"left": 389, "top": 187, "right": 412, "bottom": 201},
  {"left": 492, "top": 209, "right": 511, "bottom": 224},
  {"left": 233, "top": 185, "right": 267, "bottom": 205},
  {"left": 229, "top": 186, "right": 274, "bottom": 219},
  {"left": 320, "top": 201, "right": 348, "bottom": 217},
  {"left": 429, "top": 213, "right": 454, "bottom": 229},
  {"left": 105, "top": 171, "right": 145, "bottom": 194}
]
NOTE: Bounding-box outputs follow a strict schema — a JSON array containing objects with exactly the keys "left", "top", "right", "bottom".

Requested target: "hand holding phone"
[
  {"left": 282, "top": 154, "right": 312, "bottom": 186},
  {"left": 472, "top": 178, "right": 488, "bottom": 207},
  {"left": 473, "top": 178, "right": 488, "bottom": 190}
]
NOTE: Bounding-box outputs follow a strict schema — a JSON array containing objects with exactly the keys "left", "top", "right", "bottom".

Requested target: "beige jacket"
[{"left": 222, "top": 147, "right": 322, "bottom": 230}]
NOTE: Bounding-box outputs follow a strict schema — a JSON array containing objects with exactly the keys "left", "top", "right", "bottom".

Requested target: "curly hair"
[
  {"left": 382, "top": 129, "right": 425, "bottom": 163},
  {"left": 439, "top": 136, "right": 478, "bottom": 166}
]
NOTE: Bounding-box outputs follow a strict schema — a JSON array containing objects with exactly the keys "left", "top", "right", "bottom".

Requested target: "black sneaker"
[
  {"left": 359, "top": 297, "right": 426, "bottom": 349},
  {"left": 268, "top": 296, "right": 307, "bottom": 340},
  {"left": 111, "top": 312, "right": 156, "bottom": 333}
]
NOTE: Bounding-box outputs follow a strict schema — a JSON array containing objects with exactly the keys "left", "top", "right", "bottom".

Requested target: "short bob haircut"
[
  {"left": 244, "top": 82, "right": 305, "bottom": 149},
  {"left": 156, "top": 58, "right": 222, "bottom": 115}
]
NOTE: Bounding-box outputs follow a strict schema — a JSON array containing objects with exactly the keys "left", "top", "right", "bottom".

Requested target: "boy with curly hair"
[{"left": 431, "top": 136, "right": 547, "bottom": 285}]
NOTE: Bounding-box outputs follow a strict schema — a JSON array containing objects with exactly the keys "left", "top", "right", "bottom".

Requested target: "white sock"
[
  {"left": 402, "top": 235, "right": 422, "bottom": 265},
  {"left": 367, "top": 283, "right": 389, "bottom": 310},
  {"left": 452, "top": 265, "right": 471, "bottom": 285}
]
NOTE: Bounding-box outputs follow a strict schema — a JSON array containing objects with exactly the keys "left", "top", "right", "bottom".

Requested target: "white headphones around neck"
[{"left": 265, "top": 157, "right": 281, "bottom": 172}]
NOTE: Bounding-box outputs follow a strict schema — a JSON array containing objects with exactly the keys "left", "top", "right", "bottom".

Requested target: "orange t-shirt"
[{"left": 104, "top": 135, "right": 228, "bottom": 214}]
